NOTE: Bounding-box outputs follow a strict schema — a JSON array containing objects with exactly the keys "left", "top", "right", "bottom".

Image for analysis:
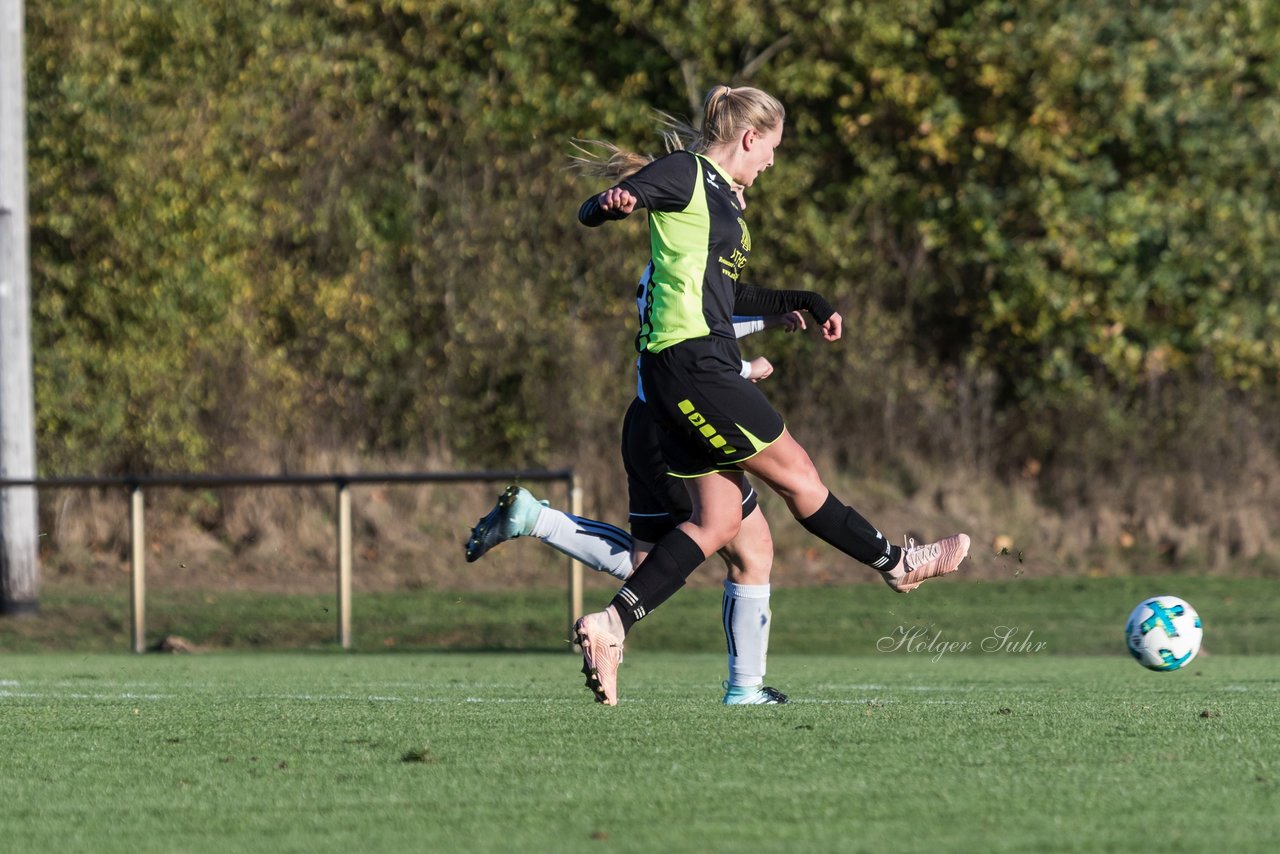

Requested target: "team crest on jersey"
[{"left": 738, "top": 218, "right": 751, "bottom": 252}]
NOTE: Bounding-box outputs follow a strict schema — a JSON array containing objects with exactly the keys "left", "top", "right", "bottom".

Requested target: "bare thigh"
[
  {"left": 738, "top": 429, "right": 831, "bottom": 518},
  {"left": 676, "top": 470, "right": 748, "bottom": 557}
]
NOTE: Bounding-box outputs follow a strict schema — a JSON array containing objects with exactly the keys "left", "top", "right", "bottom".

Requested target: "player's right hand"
[
  {"left": 746, "top": 356, "right": 774, "bottom": 382},
  {"left": 598, "top": 187, "right": 637, "bottom": 215}
]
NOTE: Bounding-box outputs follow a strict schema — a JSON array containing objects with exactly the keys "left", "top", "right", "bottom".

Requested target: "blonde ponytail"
[
  {"left": 570, "top": 85, "right": 784, "bottom": 180},
  {"left": 695, "top": 85, "right": 785, "bottom": 151}
]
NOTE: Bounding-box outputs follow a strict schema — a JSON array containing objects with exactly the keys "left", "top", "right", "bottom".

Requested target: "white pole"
[
  {"left": 336, "top": 483, "right": 352, "bottom": 649},
  {"left": 0, "top": 0, "right": 39, "bottom": 615},
  {"left": 129, "top": 486, "right": 146, "bottom": 653}
]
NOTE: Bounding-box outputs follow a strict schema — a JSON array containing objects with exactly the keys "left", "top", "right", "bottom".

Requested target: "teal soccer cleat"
[
  {"left": 464, "top": 485, "right": 548, "bottom": 562},
  {"left": 722, "top": 684, "right": 789, "bottom": 705}
]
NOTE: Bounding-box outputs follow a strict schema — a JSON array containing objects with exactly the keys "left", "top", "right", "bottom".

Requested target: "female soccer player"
[
  {"left": 573, "top": 85, "right": 971, "bottom": 705},
  {"left": 466, "top": 307, "right": 810, "bottom": 704}
]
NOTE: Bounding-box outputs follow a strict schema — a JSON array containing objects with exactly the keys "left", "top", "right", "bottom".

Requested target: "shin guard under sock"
[
  {"left": 799, "top": 492, "right": 901, "bottom": 570},
  {"left": 610, "top": 529, "right": 706, "bottom": 633},
  {"left": 723, "top": 581, "right": 771, "bottom": 688}
]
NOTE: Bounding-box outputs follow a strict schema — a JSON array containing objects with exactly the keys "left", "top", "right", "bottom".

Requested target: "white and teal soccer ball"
[{"left": 1125, "top": 596, "right": 1203, "bottom": 671}]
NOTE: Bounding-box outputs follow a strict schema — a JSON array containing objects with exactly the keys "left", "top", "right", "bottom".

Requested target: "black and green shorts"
[
  {"left": 621, "top": 396, "right": 759, "bottom": 542},
  {"left": 638, "top": 336, "right": 786, "bottom": 478}
]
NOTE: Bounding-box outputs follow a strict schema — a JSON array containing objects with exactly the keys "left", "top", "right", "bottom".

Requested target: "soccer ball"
[{"left": 1125, "top": 596, "right": 1203, "bottom": 671}]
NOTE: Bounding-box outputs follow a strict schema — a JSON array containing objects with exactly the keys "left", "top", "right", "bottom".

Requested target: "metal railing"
[{"left": 0, "top": 469, "right": 584, "bottom": 652}]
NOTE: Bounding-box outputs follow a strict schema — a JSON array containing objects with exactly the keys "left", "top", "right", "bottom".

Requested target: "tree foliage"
[{"left": 23, "top": 0, "right": 1280, "bottom": 495}]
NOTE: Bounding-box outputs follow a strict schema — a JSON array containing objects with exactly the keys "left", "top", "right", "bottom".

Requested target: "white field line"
[
  {"left": 2, "top": 682, "right": 1276, "bottom": 705},
  {"left": 0, "top": 685, "right": 904, "bottom": 706}
]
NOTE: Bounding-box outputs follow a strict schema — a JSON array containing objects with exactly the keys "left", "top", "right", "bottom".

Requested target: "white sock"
[
  {"left": 530, "top": 507, "right": 633, "bottom": 581},
  {"left": 723, "top": 581, "right": 771, "bottom": 688}
]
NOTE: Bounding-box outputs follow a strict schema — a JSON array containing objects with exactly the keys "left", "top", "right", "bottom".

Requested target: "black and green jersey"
[
  {"left": 578, "top": 151, "right": 834, "bottom": 352},
  {"left": 618, "top": 151, "right": 751, "bottom": 353}
]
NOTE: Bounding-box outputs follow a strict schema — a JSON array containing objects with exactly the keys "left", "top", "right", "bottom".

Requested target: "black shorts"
[
  {"left": 621, "top": 396, "right": 757, "bottom": 543},
  {"left": 638, "top": 336, "right": 786, "bottom": 477}
]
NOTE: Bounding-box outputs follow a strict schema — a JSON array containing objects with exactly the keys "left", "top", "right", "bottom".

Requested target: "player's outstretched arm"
[{"left": 734, "top": 285, "right": 838, "bottom": 334}]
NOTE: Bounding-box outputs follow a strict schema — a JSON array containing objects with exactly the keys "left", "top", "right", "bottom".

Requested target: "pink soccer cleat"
[
  {"left": 882, "top": 533, "right": 971, "bottom": 593},
  {"left": 574, "top": 611, "right": 625, "bottom": 705}
]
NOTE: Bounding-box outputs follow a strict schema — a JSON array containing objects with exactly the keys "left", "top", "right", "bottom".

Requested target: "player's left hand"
[{"left": 820, "top": 312, "right": 842, "bottom": 341}]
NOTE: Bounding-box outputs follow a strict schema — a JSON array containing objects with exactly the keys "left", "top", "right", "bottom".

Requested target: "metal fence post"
[
  {"left": 129, "top": 484, "right": 145, "bottom": 653},
  {"left": 336, "top": 481, "right": 352, "bottom": 649}
]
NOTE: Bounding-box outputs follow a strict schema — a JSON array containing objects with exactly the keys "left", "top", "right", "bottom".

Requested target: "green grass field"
[
  {"left": 3, "top": 653, "right": 1277, "bottom": 853},
  {"left": 3, "top": 576, "right": 1278, "bottom": 852}
]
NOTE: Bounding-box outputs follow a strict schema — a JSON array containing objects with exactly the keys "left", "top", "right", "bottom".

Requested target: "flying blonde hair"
[{"left": 572, "top": 85, "right": 785, "bottom": 182}]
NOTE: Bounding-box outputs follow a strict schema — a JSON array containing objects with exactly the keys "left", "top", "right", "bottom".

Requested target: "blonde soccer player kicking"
[{"left": 572, "top": 84, "right": 970, "bottom": 705}]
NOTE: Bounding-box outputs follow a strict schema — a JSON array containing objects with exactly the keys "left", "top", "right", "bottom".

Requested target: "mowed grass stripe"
[{"left": 5, "top": 574, "right": 1278, "bottom": 654}]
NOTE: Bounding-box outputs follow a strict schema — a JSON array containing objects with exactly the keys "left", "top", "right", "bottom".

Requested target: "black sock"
[
  {"left": 610, "top": 529, "right": 707, "bottom": 633},
  {"left": 799, "top": 491, "right": 901, "bottom": 571}
]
